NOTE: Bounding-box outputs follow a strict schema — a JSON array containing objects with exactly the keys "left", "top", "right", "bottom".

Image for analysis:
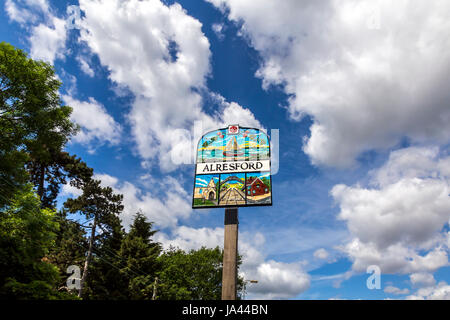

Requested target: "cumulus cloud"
[
  {"left": 371, "top": 147, "right": 448, "bottom": 187},
  {"left": 5, "top": 0, "right": 67, "bottom": 64},
  {"left": 5, "top": 0, "right": 37, "bottom": 24},
  {"left": 211, "top": 23, "right": 225, "bottom": 40},
  {"left": 6, "top": 0, "right": 67, "bottom": 64},
  {"left": 313, "top": 248, "right": 329, "bottom": 260},
  {"left": 76, "top": 0, "right": 262, "bottom": 172},
  {"left": 62, "top": 95, "right": 122, "bottom": 149},
  {"left": 156, "top": 226, "right": 224, "bottom": 251},
  {"left": 249, "top": 260, "right": 310, "bottom": 299},
  {"left": 410, "top": 273, "right": 436, "bottom": 288},
  {"left": 207, "top": 0, "right": 450, "bottom": 167},
  {"left": 76, "top": 55, "right": 95, "bottom": 77},
  {"left": 29, "top": 15, "right": 67, "bottom": 63},
  {"left": 7, "top": 0, "right": 264, "bottom": 171},
  {"left": 342, "top": 239, "right": 448, "bottom": 275},
  {"left": 332, "top": 146, "right": 450, "bottom": 275},
  {"left": 5, "top": 0, "right": 50, "bottom": 25},
  {"left": 406, "top": 281, "right": 450, "bottom": 300},
  {"left": 333, "top": 178, "right": 449, "bottom": 249},
  {"left": 384, "top": 285, "right": 409, "bottom": 296},
  {"left": 60, "top": 182, "right": 83, "bottom": 198}
]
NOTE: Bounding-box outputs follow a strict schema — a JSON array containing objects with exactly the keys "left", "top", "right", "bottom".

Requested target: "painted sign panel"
[{"left": 192, "top": 125, "right": 272, "bottom": 208}]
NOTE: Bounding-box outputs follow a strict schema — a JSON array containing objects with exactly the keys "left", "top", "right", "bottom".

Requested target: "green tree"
[
  {"left": 156, "top": 246, "right": 245, "bottom": 300},
  {"left": 261, "top": 177, "right": 271, "bottom": 191},
  {"left": 28, "top": 151, "right": 93, "bottom": 209},
  {"left": 119, "top": 212, "right": 162, "bottom": 299},
  {"left": 0, "top": 42, "right": 79, "bottom": 208},
  {"left": 46, "top": 209, "right": 88, "bottom": 294},
  {"left": 0, "top": 184, "right": 75, "bottom": 299},
  {"left": 64, "top": 179, "right": 124, "bottom": 298},
  {"left": 82, "top": 212, "right": 128, "bottom": 300}
]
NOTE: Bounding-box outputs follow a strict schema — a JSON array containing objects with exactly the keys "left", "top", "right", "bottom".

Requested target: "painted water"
[
  {"left": 197, "top": 148, "right": 269, "bottom": 163},
  {"left": 197, "top": 128, "right": 270, "bottom": 163}
]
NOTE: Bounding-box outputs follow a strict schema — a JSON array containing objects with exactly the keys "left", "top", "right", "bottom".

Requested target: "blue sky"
[{"left": 2, "top": 0, "right": 450, "bottom": 300}]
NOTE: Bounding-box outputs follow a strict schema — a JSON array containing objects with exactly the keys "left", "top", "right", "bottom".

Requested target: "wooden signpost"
[
  {"left": 192, "top": 125, "right": 272, "bottom": 300},
  {"left": 222, "top": 208, "right": 239, "bottom": 300}
]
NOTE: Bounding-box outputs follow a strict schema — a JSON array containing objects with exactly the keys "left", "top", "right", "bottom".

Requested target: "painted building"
[
  {"left": 244, "top": 177, "right": 269, "bottom": 197},
  {"left": 194, "top": 177, "right": 217, "bottom": 200}
]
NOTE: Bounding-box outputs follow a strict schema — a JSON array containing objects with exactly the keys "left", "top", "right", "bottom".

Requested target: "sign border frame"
[{"left": 192, "top": 126, "right": 273, "bottom": 209}]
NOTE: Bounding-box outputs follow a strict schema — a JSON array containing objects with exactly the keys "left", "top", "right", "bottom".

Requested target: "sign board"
[{"left": 192, "top": 125, "right": 272, "bottom": 208}]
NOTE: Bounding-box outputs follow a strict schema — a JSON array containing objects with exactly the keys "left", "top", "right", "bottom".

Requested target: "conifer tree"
[
  {"left": 119, "top": 212, "right": 162, "bottom": 299},
  {"left": 83, "top": 213, "right": 128, "bottom": 300},
  {"left": 64, "top": 179, "right": 124, "bottom": 298},
  {"left": 27, "top": 151, "right": 93, "bottom": 209},
  {"left": 47, "top": 209, "right": 87, "bottom": 294}
]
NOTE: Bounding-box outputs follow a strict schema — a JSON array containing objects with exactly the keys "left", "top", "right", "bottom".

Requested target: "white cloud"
[
  {"left": 249, "top": 260, "right": 310, "bottom": 299},
  {"left": 313, "top": 248, "right": 329, "bottom": 260},
  {"left": 207, "top": 0, "right": 450, "bottom": 167},
  {"left": 5, "top": 0, "right": 50, "bottom": 25},
  {"left": 406, "top": 281, "right": 450, "bottom": 300},
  {"left": 333, "top": 178, "right": 449, "bottom": 249},
  {"left": 62, "top": 95, "right": 122, "bottom": 148},
  {"left": 212, "top": 23, "right": 225, "bottom": 40},
  {"left": 5, "top": 0, "right": 36, "bottom": 24},
  {"left": 217, "top": 100, "right": 262, "bottom": 129},
  {"left": 371, "top": 147, "right": 448, "bottom": 187},
  {"left": 384, "top": 285, "right": 409, "bottom": 295},
  {"left": 29, "top": 16, "right": 67, "bottom": 63},
  {"left": 77, "top": 0, "right": 262, "bottom": 171},
  {"left": 76, "top": 55, "right": 95, "bottom": 77},
  {"left": 342, "top": 239, "right": 448, "bottom": 275},
  {"left": 156, "top": 225, "right": 224, "bottom": 251},
  {"left": 60, "top": 182, "right": 83, "bottom": 198},
  {"left": 332, "top": 146, "right": 450, "bottom": 275},
  {"left": 6, "top": 0, "right": 67, "bottom": 64},
  {"left": 410, "top": 273, "right": 436, "bottom": 288}
]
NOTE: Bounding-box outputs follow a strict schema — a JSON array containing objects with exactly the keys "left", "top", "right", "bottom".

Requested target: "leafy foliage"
[
  {"left": 47, "top": 209, "right": 87, "bottom": 293},
  {"left": 157, "top": 246, "right": 245, "bottom": 300},
  {"left": 0, "top": 184, "right": 68, "bottom": 299},
  {"left": 0, "top": 42, "right": 78, "bottom": 207}
]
